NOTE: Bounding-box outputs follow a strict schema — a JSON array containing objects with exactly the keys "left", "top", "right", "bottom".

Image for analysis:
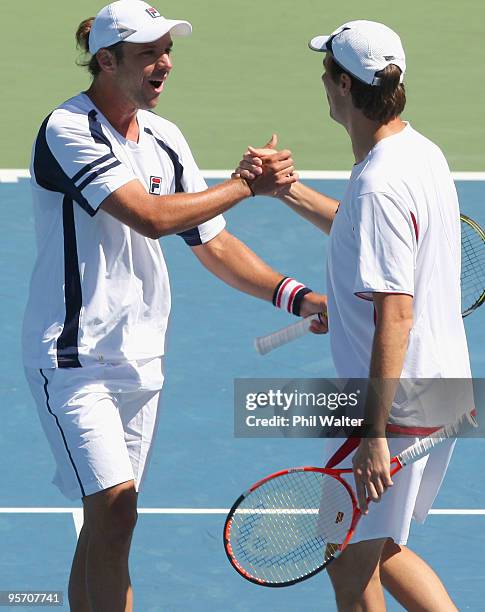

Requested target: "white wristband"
[{"left": 272, "top": 277, "right": 312, "bottom": 315}]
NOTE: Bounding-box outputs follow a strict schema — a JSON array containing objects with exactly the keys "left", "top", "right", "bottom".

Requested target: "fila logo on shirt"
[
  {"left": 146, "top": 7, "right": 161, "bottom": 18},
  {"left": 149, "top": 176, "right": 162, "bottom": 195}
]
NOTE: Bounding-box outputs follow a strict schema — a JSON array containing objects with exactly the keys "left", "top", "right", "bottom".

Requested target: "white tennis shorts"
[
  {"left": 25, "top": 358, "right": 165, "bottom": 500},
  {"left": 323, "top": 435, "right": 455, "bottom": 545}
]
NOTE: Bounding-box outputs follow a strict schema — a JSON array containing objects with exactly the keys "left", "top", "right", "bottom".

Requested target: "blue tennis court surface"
[{"left": 1, "top": 175, "right": 484, "bottom": 610}]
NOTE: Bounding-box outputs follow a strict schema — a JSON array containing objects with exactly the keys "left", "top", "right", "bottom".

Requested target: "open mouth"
[{"left": 149, "top": 80, "right": 163, "bottom": 89}]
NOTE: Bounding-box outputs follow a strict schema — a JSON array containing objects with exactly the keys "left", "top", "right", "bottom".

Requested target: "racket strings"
[
  {"left": 227, "top": 471, "right": 354, "bottom": 584},
  {"left": 461, "top": 220, "right": 485, "bottom": 314}
]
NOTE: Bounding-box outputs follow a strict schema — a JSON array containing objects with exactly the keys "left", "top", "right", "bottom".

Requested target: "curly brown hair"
[{"left": 327, "top": 55, "right": 406, "bottom": 124}]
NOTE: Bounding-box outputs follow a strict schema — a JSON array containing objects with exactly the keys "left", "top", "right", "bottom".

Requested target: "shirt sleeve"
[
  {"left": 33, "top": 110, "right": 137, "bottom": 216},
  {"left": 350, "top": 191, "right": 416, "bottom": 299},
  {"left": 172, "top": 127, "right": 225, "bottom": 246}
]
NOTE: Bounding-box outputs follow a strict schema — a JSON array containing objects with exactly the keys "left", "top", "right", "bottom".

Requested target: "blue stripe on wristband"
[
  {"left": 291, "top": 287, "right": 313, "bottom": 316},
  {"left": 272, "top": 277, "right": 289, "bottom": 306},
  {"left": 272, "top": 277, "right": 312, "bottom": 315}
]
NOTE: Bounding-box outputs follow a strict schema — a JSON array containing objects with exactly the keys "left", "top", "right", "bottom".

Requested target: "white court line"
[
  {"left": 0, "top": 169, "right": 30, "bottom": 182},
  {"left": 72, "top": 508, "right": 84, "bottom": 538},
  {"left": 201, "top": 170, "right": 357, "bottom": 180},
  {"left": 1, "top": 507, "right": 484, "bottom": 539},
  {"left": 203, "top": 170, "right": 485, "bottom": 181},
  {"left": 2, "top": 507, "right": 484, "bottom": 514},
  {"left": 1, "top": 169, "right": 485, "bottom": 183}
]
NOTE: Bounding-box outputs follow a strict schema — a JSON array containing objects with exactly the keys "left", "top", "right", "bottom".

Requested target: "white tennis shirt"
[
  {"left": 22, "top": 93, "right": 225, "bottom": 369},
  {"left": 327, "top": 123, "right": 471, "bottom": 423}
]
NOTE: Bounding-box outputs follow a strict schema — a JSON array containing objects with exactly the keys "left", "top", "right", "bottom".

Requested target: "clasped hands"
[{"left": 233, "top": 134, "right": 298, "bottom": 198}]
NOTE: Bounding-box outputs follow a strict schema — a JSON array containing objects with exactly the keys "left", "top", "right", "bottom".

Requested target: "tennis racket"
[
  {"left": 224, "top": 409, "right": 477, "bottom": 587},
  {"left": 255, "top": 213, "right": 485, "bottom": 355},
  {"left": 460, "top": 213, "right": 485, "bottom": 316}
]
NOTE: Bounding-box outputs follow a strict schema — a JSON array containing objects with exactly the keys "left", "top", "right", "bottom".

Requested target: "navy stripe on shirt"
[
  {"left": 88, "top": 109, "right": 114, "bottom": 150},
  {"left": 71, "top": 152, "right": 115, "bottom": 184},
  {"left": 56, "top": 195, "right": 83, "bottom": 368},
  {"left": 77, "top": 159, "right": 122, "bottom": 192},
  {"left": 144, "top": 127, "right": 202, "bottom": 246},
  {"left": 33, "top": 110, "right": 125, "bottom": 216},
  {"left": 33, "top": 114, "right": 97, "bottom": 217}
]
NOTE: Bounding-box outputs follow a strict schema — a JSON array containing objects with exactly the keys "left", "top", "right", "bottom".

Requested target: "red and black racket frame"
[{"left": 223, "top": 460, "right": 403, "bottom": 588}]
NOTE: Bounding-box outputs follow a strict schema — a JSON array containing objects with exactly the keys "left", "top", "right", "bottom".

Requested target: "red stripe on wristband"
[
  {"left": 273, "top": 277, "right": 312, "bottom": 315},
  {"left": 287, "top": 284, "right": 305, "bottom": 314},
  {"left": 276, "top": 278, "right": 293, "bottom": 308}
]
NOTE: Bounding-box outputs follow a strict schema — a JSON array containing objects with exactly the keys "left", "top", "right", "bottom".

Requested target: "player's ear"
[
  {"left": 96, "top": 48, "right": 117, "bottom": 73},
  {"left": 339, "top": 73, "right": 352, "bottom": 97}
]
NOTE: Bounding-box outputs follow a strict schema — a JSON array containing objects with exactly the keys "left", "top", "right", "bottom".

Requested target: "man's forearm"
[
  {"left": 279, "top": 182, "right": 339, "bottom": 235},
  {"left": 192, "top": 230, "right": 282, "bottom": 301},
  {"left": 192, "top": 230, "right": 326, "bottom": 321},
  {"left": 365, "top": 304, "right": 413, "bottom": 435},
  {"left": 101, "top": 177, "right": 254, "bottom": 239}
]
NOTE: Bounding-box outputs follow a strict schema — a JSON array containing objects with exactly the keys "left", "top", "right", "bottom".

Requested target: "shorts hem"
[
  {"left": 54, "top": 474, "right": 137, "bottom": 501},
  {"left": 351, "top": 532, "right": 410, "bottom": 546}
]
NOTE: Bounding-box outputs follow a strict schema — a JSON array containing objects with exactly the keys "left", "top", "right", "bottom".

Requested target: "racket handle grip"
[
  {"left": 254, "top": 314, "right": 320, "bottom": 355},
  {"left": 398, "top": 410, "right": 478, "bottom": 466}
]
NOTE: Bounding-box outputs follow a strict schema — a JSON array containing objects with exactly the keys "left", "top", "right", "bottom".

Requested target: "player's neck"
[
  {"left": 85, "top": 81, "right": 140, "bottom": 142},
  {"left": 347, "top": 116, "right": 406, "bottom": 164}
]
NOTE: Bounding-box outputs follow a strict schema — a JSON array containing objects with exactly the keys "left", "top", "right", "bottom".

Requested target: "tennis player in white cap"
[
  {"left": 237, "top": 19, "right": 468, "bottom": 611},
  {"left": 23, "top": 2, "right": 327, "bottom": 610}
]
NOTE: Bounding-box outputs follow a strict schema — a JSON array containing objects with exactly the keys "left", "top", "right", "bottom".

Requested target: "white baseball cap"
[
  {"left": 309, "top": 20, "right": 406, "bottom": 86},
  {"left": 89, "top": 0, "right": 192, "bottom": 55}
]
